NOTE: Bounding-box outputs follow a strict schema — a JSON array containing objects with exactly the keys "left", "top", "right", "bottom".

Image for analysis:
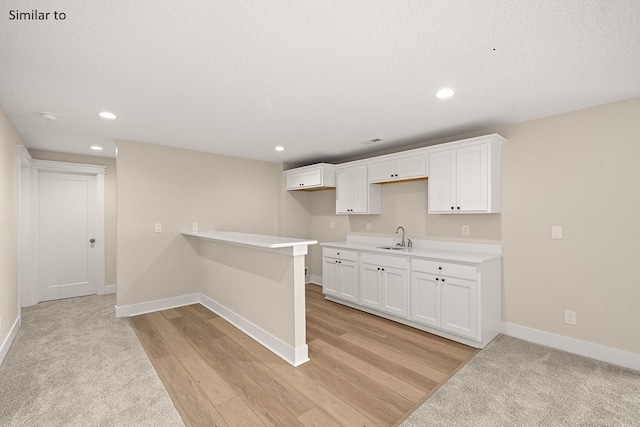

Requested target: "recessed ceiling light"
[
  {"left": 40, "top": 112, "right": 58, "bottom": 120},
  {"left": 275, "top": 146, "right": 285, "bottom": 151},
  {"left": 435, "top": 88, "right": 455, "bottom": 99},
  {"left": 99, "top": 111, "right": 117, "bottom": 119},
  {"left": 90, "top": 146, "right": 103, "bottom": 151}
]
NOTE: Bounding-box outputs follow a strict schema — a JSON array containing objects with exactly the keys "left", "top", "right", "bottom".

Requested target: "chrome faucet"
[{"left": 395, "top": 226, "right": 405, "bottom": 247}]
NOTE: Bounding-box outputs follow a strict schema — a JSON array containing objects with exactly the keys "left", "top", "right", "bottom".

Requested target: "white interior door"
[{"left": 39, "top": 171, "right": 97, "bottom": 301}]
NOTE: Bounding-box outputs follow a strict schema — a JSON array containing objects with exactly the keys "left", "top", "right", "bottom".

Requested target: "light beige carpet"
[
  {"left": 401, "top": 334, "right": 640, "bottom": 426},
  {"left": 0, "top": 294, "right": 183, "bottom": 427}
]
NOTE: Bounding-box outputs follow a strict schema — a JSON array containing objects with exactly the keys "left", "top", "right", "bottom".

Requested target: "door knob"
[{"left": 90, "top": 238, "right": 95, "bottom": 243}]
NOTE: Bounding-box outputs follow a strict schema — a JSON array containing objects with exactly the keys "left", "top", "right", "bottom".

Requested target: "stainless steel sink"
[{"left": 377, "top": 246, "right": 407, "bottom": 250}]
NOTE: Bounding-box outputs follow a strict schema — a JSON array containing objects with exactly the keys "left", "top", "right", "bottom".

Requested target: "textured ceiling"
[{"left": 2, "top": 1, "right": 640, "bottom": 164}]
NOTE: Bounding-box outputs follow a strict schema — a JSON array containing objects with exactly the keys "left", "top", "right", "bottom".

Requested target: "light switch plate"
[
  {"left": 155, "top": 223, "right": 162, "bottom": 233},
  {"left": 192, "top": 222, "right": 198, "bottom": 232},
  {"left": 462, "top": 224, "right": 470, "bottom": 235},
  {"left": 551, "top": 225, "right": 563, "bottom": 239}
]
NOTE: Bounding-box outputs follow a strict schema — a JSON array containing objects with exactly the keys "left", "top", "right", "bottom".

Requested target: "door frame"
[{"left": 17, "top": 146, "right": 107, "bottom": 307}]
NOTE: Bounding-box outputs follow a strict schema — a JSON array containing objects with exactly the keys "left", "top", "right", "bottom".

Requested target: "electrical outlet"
[
  {"left": 154, "top": 223, "right": 162, "bottom": 233},
  {"left": 330, "top": 221, "right": 335, "bottom": 229},
  {"left": 551, "top": 225, "right": 563, "bottom": 239},
  {"left": 564, "top": 310, "right": 576, "bottom": 325},
  {"left": 462, "top": 224, "right": 470, "bottom": 235},
  {"left": 192, "top": 222, "right": 198, "bottom": 232},
  {"left": 366, "top": 222, "right": 372, "bottom": 231}
]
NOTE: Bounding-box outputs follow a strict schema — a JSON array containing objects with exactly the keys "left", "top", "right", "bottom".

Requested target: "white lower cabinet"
[
  {"left": 411, "top": 259, "right": 478, "bottom": 340},
  {"left": 360, "top": 253, "right": 409, "bottom": 317},
  {"left": 322, "top": 248, "right": 358, "bottom": 303},
  {"left": 322, "top": 245, "right": 500, "bottom": 348}
]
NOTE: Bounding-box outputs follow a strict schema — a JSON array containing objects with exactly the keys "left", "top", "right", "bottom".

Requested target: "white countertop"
[
  {"left": 182, "top": 230, "right": 317, "bottom": 249},
  {"left": 322, "top": 240, "right": 501, "bottom": 264}
]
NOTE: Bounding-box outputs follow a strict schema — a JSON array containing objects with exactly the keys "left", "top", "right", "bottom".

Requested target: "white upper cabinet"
[
  {"left": 428, "top": 134, "right": 504, "bottom": 214},
  {"left": 336, "top": 165, "right": 381, "bottom": 214},
  {"left": 368, "top": 151, "right": 428, "bottom": 184},
  {"left": 284, "top": 163, "right": 336, "bottom": 191}
]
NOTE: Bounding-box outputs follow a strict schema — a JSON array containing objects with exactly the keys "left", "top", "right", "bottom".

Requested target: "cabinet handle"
[
  {"left": 382, "top": 268, "right": 385, "bottom": 271},
  {"left": 451, "top": 206, "right": 454, "bottom": 210},
  {"left": 438, "top": 266, "right": 442, "bottom": 270},
  {"left": 436, "top": 277, "right": 439, "bottom": 281},
  {"left": 442, "top": 278, "right": 445, "bottom": 282},
  {"left": 457, "top": 207, "right": 460, "bottom": 210}
]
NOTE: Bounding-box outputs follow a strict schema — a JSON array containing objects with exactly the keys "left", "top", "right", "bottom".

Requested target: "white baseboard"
[
  {"left": 307, "top": 275, "right": 323, "bottom": 286},
  {"left": 104, "top": 284, "right": 116, "bottom": 295},
  {"left": 115, "top": 292, "right": 309, "bottom": 367},
  {"left": 115, "top": 293, "right": 200, "bottom": 318},
  {"left": 503, "top": 322, "right": 640, "bottom": 372},
  {"left": 199, "top": 294, "right": 309, "bottom": 367},
  {"left": 0, "top": 315, "right": 21, "bottom": 367}
]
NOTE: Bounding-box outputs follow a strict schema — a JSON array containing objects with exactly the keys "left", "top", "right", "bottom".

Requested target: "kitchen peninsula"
[{"left": 182, "top": 231, "right": 316, "bottom": 366}]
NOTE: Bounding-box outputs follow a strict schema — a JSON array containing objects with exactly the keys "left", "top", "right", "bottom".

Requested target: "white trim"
[
  {"left": 94, "top": 172, "right": 106, "bottom": 295},
  {"left": 307, "top": 275, "right": 323, "bottom": 286},
  {"left": 0, "top": 316, "right": 21, "bottom": 367},
  {"left": 199, "top": 293, "right": 309, "bottom": 367},
  {"left": 30, "top": 158, "right": 107, "bottom": 175},
  {"left": 503, "top": 322, "right": 640, "bottom": 372},
  {"left": 16, "top": 153, "right": 107, "bottom": 306},
  {"left": 115, "top": 293, "right": 200, "bottom": 318},
  {"left": 104, "top": 284, "right": 116, "bottom": 294}
]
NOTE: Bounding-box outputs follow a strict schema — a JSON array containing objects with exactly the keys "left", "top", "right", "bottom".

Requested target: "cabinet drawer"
[
  {"left": 323, "top": 248, "right": 358, "bottom": 262},
  {"left": 411, "top": 258, "right": 477, "bottom": 281},
  {"left": 361, "top": 252, "right": 409, "bottom": 269}
]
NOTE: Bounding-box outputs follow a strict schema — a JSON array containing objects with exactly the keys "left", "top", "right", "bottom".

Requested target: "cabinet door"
[
  {"left": 457, "top": 144, "right": 488, "bottom": 212},
  {"left": 349, "top": 165, "right": 369, "bottom": 214},
  {"left": 322, "top": 257, "right": 340, "bottom": 297},
  {"left": 395, "top": 154, "right": 427, "bottom": 180},
  {"left": 285, "top": 172, "right": 303, "bottom": 190},
  {"left": 360, "top": 263, "right": 382, "bottom": 310},
  {"left": 410, "top": 272, "right": 440, "bottom": 327},
  {"left": 368, "top": 160, "right": 396, "bottom": 183},
  {"left": 381, "top": 266, "right": 409, "bottom": 317},
  {"left": 335, "top": 168, "right": 351, "bottom": 214},
  {"left": 338, "top": 259, "right": 358, "bottom": 302},
  {"left": 440, "top": 277, "right": 478, "bottom": 339},
  {"left": 428, "top": 149, "right": 457, "bottom": 213}
]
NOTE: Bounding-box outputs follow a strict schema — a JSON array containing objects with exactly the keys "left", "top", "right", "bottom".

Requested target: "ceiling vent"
[{"left": 360, "top": 138, "right": 383, "bottom": 145}]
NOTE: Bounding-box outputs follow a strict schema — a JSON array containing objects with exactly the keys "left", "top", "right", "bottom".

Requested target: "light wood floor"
[{"left": 130, "top": 284, "right": 477, "bottom": 427}]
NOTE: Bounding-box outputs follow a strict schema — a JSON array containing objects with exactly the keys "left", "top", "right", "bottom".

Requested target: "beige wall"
[
  {"left": 499, "top": 97, "right": 640, "bottom": 355},
  {"left": 116, "top": 140, "right": 283, "bottom": 307},
  {"left": 0, "top": 108, "right": 20, "bottom": 348},
  {"left": 301, "top": 97, "right": 640, "bottom": 356},
  {"left": 28, "top": 150, "right": 117, "bottom": 287}
]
